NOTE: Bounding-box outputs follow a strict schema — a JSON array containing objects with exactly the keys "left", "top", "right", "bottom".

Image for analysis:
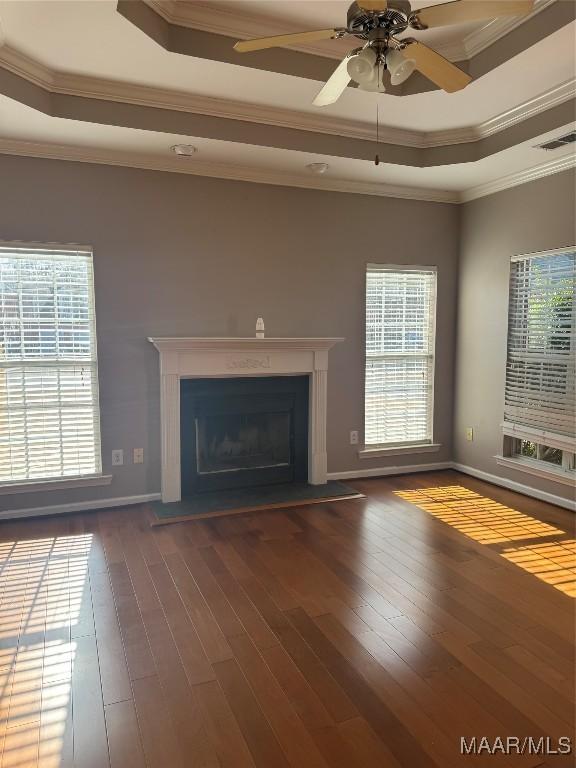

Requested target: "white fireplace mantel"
[{"left": 148, "top": 337, "right": 344, "bottom": 503}]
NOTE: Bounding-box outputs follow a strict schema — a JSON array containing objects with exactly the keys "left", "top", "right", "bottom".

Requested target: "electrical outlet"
[
  {"left": 466, "top": 427, "right": 474, "bottom": 442},
  {"left": 111, "top": 449, "right": 124, "bottom": 466},
  {"left": 133, "top": 448, "right": 144, "bottom": 464},
  {"left": 350, "top": 430, "right": 359, "bottom": 445}
]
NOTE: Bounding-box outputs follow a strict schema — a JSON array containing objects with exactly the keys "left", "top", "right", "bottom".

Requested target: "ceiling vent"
[{"left": 536, "top": 130, "right": 576, "bottom": 151}]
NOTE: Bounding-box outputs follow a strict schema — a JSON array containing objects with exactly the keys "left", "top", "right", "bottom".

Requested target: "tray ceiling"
[{"left": 0, "top": 0, "right": 574, "bottom": 200}]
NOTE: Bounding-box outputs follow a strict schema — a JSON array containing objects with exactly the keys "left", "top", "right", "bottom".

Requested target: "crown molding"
[
  {"left": 0, "top": 44, "right": 572, "bottom": 151},
  {"left": 0, "top": 44, "right": 54, "bottom": 89},
  {"left": 461, "top": 0, "right": 556, "bottom": 58},
  {"left": 145, "top": 0, "right": 351, "bottom": 60},
  {"left": 1, "top": 135, "right": 573, "bottom": 205},
  {"left": 424, "top": 78, "right": 576, "bottom": 146},
  {"left": 0, "top": 137, "right": 460, "bottom": 203},
  {"left": 144, "top": 0, "right": 555, "bottom": 63},
  {"left": 475, "top": 78, "right": 575, "bottom": 139},
  {"left": 0, "top": 43, "right": 421, "bottom": 144},
  {"left": 461, "top": 152, "right": 576, "bottom": 202}
]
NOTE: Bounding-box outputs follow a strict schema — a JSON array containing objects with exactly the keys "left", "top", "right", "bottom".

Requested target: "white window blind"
[
  {"left": 365, "top": 265, "right": 437, "bottom": 446},
  {"left": 0, "top": 244, "right": 101, "bottom": 484},
  {"left": 504, "top": 247, "right": 576, "bottom": 440}
]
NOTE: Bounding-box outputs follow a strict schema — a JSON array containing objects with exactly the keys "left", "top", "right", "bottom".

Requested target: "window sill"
[
  {"left": 495, "top": 456, "right": 575, "bottom": 487},
  {"left": 0, "top": 474, "right": 113, "bottom": 496},
  {"left": 359, "top": 443, "right": 441, "bottom": 459}
]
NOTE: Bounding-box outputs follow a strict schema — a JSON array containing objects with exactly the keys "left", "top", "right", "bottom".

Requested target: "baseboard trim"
[
  {"left": 2, "top": 461, "right": 573, "bottom": 519},
  {"left": 452, "top": 463, "right": 576, "bottom": 512},
  {"left": 0, "top": 493, "right": 162, "bottom": 521},
  {"left": 327, "top": 461, "right": 453, "bottom": 481}
]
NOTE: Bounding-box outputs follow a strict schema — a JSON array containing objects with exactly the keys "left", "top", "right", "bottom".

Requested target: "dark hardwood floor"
[{"left": 0, "top": 470, "right": 574, "bottom": 767}]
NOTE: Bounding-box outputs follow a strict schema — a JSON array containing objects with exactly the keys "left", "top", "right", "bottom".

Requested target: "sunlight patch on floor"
[
  {"left": 501, "top": 539, "right": 576, "bottom": 597},
  {"left": 0, "top": 533, "right": 91, "bottom": 767},
  {"left": 395, "top": 486, "right": 561, "bottom": 544},
  {"left": 395, "top": 486, "right": 575, "bottom": 597}
]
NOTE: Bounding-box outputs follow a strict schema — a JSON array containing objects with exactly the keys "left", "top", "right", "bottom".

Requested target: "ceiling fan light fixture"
[
  {"left": 357, "top": 62, "right": 386, "bottom": 92},
  {"left": 386, "top": 49, "right": 415, "bottom": 86},
  {"left": 234, "top": 0, "right": 534, "bottom": 104},
  {"left": 347, "top": 47, "right": 377, "bottom": 85}
]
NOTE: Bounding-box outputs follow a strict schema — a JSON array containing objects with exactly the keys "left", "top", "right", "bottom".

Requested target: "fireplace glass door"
[
  {"left": 180, "top": 376, "right": 309, "bottom": 495},
  {"left": 195, "top": 412, "right": 291, "bottom": 475}
]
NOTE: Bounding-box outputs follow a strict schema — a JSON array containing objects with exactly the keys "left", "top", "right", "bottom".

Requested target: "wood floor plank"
[
  {"left": 177, "top": 544, "right": 246, "bottom": 639},
  {"left": 213, "top": 658, "right": 291, "bottom": 768},
  {"left": 259, "top": 643, "right": 335, "bottom": 731},
  {"left": 470, "top": 640, "right": 574, "bottom": 728},
  {"left": 70, "top": 635, "right": 109, "bottom": 768},
  {"left": 145, "top": 560, "right": 215, "bottom": 685},
  {"left": 38, "top": 680, "right": 73, "bottom": 768},
  {"left": 104, "top": 700, "right": 146, "bottom": 768},
  {"left": 107, "top": 563, "right": 156, "bottom": 682},
  {"left": 131, "top": 675, "right": 185, "bottom": 768},
  {"left": 138, "top": 605, "right": 219, "bottom": 767},
  {"left": 337, "top": 716, "right": 405, "bottom": 768},
  {"left": 503, "top": 644, "right": 573, "bottom": 701},
  {"left": 90, "top": 569, "right": 132, "bottom": 706},
  {"left": 193, "top": 679, "right": 257, "bottom": 768},
  {"left": 436, "top": 632, "right": 571, "bottom": 739},
  {"left": 228, "top": 633, "right": 330, "bottom": 768},
  {"left": 164, "top": 551, "right": 233, "bottom": 664},
  {"left": 273, "top": 621, "right": 359, "bottom": 724},
  {"left": 200, "top": 546, "right": 280, "bottom": 650},
  {"left": 286, "top": 607, "right": 443, "bottom": 768}
]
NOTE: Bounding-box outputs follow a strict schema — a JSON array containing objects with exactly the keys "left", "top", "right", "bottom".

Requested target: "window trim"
[
  {"left": 359, "top": 442, "right": 441, "bottom": 459},
  {"left": 363, "top": 263, "right": 437, "bottom": 450},
  {"left": 495, "top": 455, "right": 575, "bottom": 486},
  {"left": 0, "top": 474, "right": 112, "bottom": 496},
  {"left": 0, "top": 240, "right": 104, "bottom": 487}
]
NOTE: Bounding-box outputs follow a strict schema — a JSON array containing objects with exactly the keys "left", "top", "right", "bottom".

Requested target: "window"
[
  {"left": 500, "top": 246, "right": 575, "bottom": 483},
  {"left": 0, "top": 243, "right": 102, "bottom": 485},
  {"left": 364, "top": 264, "right": 437, "bottom": 447}
]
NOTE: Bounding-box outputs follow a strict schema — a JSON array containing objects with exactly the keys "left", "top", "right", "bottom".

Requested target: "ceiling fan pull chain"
[{"left": 375, "top": 100, "right": 380, "bottom": 166}]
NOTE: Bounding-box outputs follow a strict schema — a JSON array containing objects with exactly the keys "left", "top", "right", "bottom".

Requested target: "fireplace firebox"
[{"left": 180, "top": 376, "right": 309, "bottom": 495}]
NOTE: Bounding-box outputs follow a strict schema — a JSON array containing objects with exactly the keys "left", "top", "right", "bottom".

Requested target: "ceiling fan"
[{"left": 233, "top": 1, "right": 534, "bottom": 105}]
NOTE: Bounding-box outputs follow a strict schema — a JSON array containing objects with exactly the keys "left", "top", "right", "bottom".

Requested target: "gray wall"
[
  {"left": 455, "top": 169, "right": 576, "bottom": 502},
  {"left": 0, "top": 154, "right": 459, "bottom": 512}
]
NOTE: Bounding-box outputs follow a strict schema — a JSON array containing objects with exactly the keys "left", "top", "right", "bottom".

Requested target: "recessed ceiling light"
[
  {"left": 171, "top": 144, "right": 198, "bottom": 156},
  {"left": 306, "top": 162, "right": 329, "bottom": 175}
]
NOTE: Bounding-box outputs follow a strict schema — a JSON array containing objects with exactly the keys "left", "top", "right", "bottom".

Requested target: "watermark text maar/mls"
[{"left": 460, "top": 736, "right": 572, "bottom": 755}]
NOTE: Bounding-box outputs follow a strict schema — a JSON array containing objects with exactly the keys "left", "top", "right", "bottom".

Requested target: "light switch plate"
[
  {"left": 466, "top": 427, "right": 474, "bottom": 442},
  {"left": 111, "top": 449, "right": 124, "bottom": 466},
  {"left": 133, "top": 448, "right": 144, "bottom": 464},
  {"left": 350, "top": 430, "right": 359, "bottom": 445}
]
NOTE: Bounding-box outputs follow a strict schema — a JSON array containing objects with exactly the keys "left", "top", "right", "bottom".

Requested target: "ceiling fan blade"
[
  {"left": 313, "top": 56, "right": 351, "bottom": 106},
  {"left": 412, "top": 1, "right": 534, "bottom": 29},
  {"left": 357, "top": 1, "right": 388, "bottom": 11},
  {"left": 402, "top": 40, "right": 472, "bottom": 92},
  {"left": 234, "top": 29, "right": 338, "bottom": 53}
]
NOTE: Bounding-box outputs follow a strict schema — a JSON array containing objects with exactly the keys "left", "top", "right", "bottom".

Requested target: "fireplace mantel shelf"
[
  {"left": 148, "top": 337, "right": 344, "bottom": 352},
  {"left": 149, "top": 335, "right": 344, "bottom": 502}
]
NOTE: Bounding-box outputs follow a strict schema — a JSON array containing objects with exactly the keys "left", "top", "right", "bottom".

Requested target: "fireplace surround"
[{"left": 148, "top": 337, "right": 344, "bottom": 503}]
